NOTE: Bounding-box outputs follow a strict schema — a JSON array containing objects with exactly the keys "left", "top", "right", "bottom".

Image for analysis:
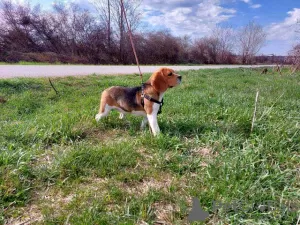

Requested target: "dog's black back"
[{"left": 109, "top": 86, "right": 142, "bottom": 112}]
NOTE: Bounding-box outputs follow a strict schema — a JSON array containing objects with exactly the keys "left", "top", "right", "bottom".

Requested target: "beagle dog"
[{"left": 95, "top": 67, "right": 182, "bottom": 135}]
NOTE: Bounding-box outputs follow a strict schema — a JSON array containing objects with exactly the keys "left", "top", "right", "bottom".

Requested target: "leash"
[
  {"left": 120, "top": 0, "right": 143, "bottom": 84},
  {"left": 120, "top": 0, "right": 163, "bottom": 113}
]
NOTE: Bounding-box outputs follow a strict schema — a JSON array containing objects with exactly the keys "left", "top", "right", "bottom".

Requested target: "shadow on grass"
[
  {"left": 159, "top": 119, "right": 251, "bottom": 138},
  {"left": 93, "top": 110, "right": 252, "bottom": 140}
]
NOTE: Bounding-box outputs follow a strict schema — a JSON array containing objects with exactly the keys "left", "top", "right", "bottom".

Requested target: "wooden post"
[{"left": 251, "top": 90, "right": 259, "bottom": 133}]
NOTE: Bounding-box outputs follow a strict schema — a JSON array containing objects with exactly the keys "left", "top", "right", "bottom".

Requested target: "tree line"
[{"left": 0, "top": 0, "right": 271, "bottom": 65}]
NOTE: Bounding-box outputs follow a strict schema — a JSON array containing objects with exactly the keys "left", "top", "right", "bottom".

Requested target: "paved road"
[{"left": 0, "top": 65, "right": 273, "bottom": 79}]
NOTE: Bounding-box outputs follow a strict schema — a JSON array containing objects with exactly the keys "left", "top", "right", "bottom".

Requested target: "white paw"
[
  {"left": 119, "top": 113, "right": 125, "bottom": 119},
  {"left": 95, "top": 114, "right": 101, "bottom": 122}
]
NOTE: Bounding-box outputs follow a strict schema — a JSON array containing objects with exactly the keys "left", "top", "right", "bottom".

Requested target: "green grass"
[{"left": 0, "top": 69, "right": 299, "bottom": 225}]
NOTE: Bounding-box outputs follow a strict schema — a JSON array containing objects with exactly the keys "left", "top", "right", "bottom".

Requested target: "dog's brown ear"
[{"left": 150, "top": 70, "right": 168, "bottom": 92}]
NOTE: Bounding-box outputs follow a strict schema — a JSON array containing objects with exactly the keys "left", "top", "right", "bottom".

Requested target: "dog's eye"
[{"left": 168, "top": 72, "right": 173, "bottom": 76}]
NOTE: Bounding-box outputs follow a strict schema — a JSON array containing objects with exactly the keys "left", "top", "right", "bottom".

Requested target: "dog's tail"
[{"left": 95, "top": 90, "right": 110, "bottom": 122}]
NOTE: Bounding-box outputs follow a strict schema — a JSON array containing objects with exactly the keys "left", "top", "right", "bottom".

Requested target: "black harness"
[{"left": 141, "top": 83, "right": 164, "bottom": 114}]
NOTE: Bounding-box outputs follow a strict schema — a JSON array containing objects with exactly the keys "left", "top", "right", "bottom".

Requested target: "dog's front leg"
[{"left": 147, "top": 113, "right": 160, "bottom": 136}]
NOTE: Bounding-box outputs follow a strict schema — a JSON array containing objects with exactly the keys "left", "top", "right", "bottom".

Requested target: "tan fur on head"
[{"left": 150, "top": 67, "right": 181, "bottom": 92}]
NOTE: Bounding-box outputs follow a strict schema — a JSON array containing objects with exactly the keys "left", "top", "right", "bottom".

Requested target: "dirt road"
[{"left": 0, "top": 65, "right": 273, "bottom": 79}]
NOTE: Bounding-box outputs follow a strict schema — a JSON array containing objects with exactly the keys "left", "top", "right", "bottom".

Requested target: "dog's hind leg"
[
  {"left": 95, "top": 90, "right": 113, "bottom": 122},
  {"left": 140, "top": 116, "right": 148, "bottom": 130},
  {"left": 95, "top": 104, "right": 112, "bottom": 122}
]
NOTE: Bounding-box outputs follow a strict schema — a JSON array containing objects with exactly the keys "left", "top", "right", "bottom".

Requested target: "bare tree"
[
  {"left": 91, "top": 0, "right": 142, "bottom": 63},
  {"left": 90, "top": 0, "right": 112, "bottom": 56},
  {"left": 0, "top": 0, "right": 38, "bottom": 52},
  {"left": 142, "top": 31, "right": 181, "bottom": 64},
  {"left": 189, "top": 26, "right": 237, "bottom": 64},
  {"left": 288, "top": 44, "right": 300, "bottom": 74},
  {"left": 287, "top": 18, "right": 300, "bottom": 74},
  {"left": 213, "top": 25, "right": 236, "bottom": 63},
  {"left": 237, "top": 21, "right": 266, "bottom": 64},
  {"left": 296, "top": 18, "right": 300, "bottom": 40},
  {"left": 177, "top": 35, "right": 191, "bottom": 63},
  {"left": 2, "top": 0, "right": 273, "bottom": 66},
  {"left": 0, "top": 0, "right": 110, "bottom": 63},
  {"left": 190, "top": 38, "right": 207, "bottom": 64}
]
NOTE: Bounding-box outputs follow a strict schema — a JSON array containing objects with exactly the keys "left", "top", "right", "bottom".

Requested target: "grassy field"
[{"left": 0, "top": 68, "right": 299, "bottom": 225}]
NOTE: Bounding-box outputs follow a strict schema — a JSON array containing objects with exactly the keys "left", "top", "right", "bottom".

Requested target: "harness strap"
[
  {"left": 141, "top": 84, "right": 164, "bottom": 114},
  {"left": 143, "top": 94, "right": 163, "bottom": 105}
]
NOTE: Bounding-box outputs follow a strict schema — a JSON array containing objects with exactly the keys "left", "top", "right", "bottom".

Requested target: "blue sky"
[{"left": 12, "top": 0, "right": 300, "bottom": 55}]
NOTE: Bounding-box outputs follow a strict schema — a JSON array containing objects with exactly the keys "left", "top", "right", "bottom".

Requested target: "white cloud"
[
  {"left": 261, "top": 8, "right": 300, "bottom": 55},
  {"left": 250, "top": 4, "right": 261, "bottom": 9},
  {"left": 51, "top": 0, "right": 94, "bottom": 11},
  {"left": 240, "top": 0, "right": 262, "bottom": 9},
  {"left": 142, "top": 0, "right": 236, "bottom": 37},
  {"left": 267, "top": 8, "right": 300, "bottom": 41},
  {"left": 11, "top": 0, "right": 25, "bottom": 4}
]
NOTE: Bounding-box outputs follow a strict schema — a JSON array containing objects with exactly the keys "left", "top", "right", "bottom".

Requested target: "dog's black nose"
[{"left": 178, "top": 76, "right": 182, "bottom": 81}]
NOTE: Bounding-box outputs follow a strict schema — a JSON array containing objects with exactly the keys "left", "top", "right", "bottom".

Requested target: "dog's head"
[{"left": 150, "top": 67, "right": 182, "bottom": 92}]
